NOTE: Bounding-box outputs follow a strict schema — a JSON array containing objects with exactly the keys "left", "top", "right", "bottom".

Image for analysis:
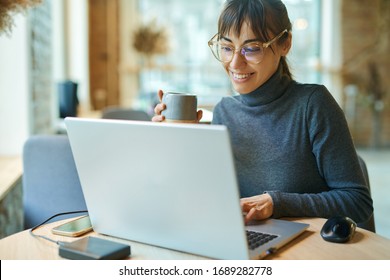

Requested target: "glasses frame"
[{"left": 208, "top": 29, "right": 288, "bottom": 64}]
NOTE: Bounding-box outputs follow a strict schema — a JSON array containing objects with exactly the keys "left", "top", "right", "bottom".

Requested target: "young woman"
[{"left": 153, "top": 0, "right": 373, "bottom": 224}]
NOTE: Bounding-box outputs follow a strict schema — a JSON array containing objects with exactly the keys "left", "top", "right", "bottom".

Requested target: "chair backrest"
[
  {"left": 22, "top": 135, "right": 87, "bottom": 229},
  {"left": 357, "top": 155, "right": 376, "bottom": 233},
  {"left": 101, "top": 107, "right": 151, "bottom": 121}
]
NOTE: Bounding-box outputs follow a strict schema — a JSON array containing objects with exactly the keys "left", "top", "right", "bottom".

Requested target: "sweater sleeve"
[{"left": 268, "top": 86, "right": 373, "bottom": 223}]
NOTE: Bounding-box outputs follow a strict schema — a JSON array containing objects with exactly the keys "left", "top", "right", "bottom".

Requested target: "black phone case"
[{"left": 59, "top": 236, "right": 131, "bottom": 260}]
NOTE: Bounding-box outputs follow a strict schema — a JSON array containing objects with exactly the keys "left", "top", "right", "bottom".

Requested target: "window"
[{"left": 284, "top": 0, "right": 321, "bottom": 83}]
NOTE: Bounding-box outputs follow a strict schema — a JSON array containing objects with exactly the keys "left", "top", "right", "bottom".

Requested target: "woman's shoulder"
[
  {"left": 290, "top": 81, "right": 337, "bottom": 105},
  {"left": 290, "top": 81, "right": 329, "bottom": 95},
  {"left": 290, "top": 82, "right": 345, "bottom": 121}
]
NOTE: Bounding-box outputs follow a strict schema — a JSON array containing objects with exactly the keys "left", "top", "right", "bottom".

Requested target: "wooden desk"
[{"left": 1, "top": 217, "right": 389, "bottom": 260}]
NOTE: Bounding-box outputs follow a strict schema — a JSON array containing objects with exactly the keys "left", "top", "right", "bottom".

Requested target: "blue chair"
[{"left": 22, "top": 135, "right": 87, "bottom": 229}]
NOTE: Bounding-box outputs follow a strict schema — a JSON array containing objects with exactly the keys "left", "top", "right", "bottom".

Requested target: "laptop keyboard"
[{"left": 246, "top": 230, "right": 278, "bottom": 250}]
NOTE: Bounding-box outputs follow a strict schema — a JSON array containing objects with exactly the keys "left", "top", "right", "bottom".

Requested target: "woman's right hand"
[{"left": 151, "top": 90, "right": 166, "bottom": 122}]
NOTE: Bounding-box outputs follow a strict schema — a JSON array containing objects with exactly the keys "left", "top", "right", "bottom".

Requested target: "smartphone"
[
  {"left": 59, "top": 236, "right": 131, "bottom": 260},
  {"left": 52, "top": 215, "right": 93, "bottom": 237}
]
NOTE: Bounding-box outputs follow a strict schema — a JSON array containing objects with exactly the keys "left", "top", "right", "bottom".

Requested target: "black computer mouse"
[{"left": 320, "top": 216, "right": 356, "bottom": 243}]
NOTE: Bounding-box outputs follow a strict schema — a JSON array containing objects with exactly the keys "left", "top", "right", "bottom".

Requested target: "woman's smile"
[{"left": 230, "top": 71, "right": 255, "bottom": 82}]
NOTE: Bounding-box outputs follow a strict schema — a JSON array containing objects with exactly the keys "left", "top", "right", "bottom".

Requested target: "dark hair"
[{"left": 218, "top": 0, "right": 293, "bottom": 79}]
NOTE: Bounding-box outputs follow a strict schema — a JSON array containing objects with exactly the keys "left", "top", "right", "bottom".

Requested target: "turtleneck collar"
[{"left": 238, "top": 65, "right": 292, "bottom": 107}]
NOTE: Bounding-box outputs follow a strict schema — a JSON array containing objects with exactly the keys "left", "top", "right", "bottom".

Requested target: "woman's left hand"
[{"left": 240, "top": 193, "right": 274, "bottom": 223}]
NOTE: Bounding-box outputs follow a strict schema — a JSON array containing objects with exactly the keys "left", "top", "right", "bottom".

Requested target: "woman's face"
[{"left": 222, "top": 22, "right": 288, "bottom": 94}]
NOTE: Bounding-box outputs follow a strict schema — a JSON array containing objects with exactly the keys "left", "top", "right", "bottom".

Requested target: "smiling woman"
[{"left": 208, "top": 0, "right": 373, "bottom": 224}]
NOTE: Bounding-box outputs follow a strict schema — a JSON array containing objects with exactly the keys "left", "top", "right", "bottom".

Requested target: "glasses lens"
[
  {"left": 242, "top": 44, "right": 264, "bottom": 62},
  {"left": 218, "top": 43, "right": 234, "bottom": 62},
  {"left": 209, "top": 42, "right": 231, "bottom": 63}
]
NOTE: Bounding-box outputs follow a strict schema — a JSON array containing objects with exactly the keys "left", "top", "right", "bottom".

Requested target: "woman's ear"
[{"left": 280, "top": 32, "right": 292, "bottom": 56}]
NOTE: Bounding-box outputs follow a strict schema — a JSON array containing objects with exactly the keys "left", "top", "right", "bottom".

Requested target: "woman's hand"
[
  {"left": 151, "top": 90, "right": 167, "bottom": 122},
  {"left": 151, "top": 89, "right": 203, "bottom": 122},
  {"left": 240, "top": 193, "right": 274, "bottom": 223}
]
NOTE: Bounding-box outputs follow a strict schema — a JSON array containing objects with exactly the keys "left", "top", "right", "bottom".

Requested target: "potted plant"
[
  {"left": 132, "top": 19, "right": 169, "bottom": 68},
  {"left": 0, "top": 0, "right": 42, "bottom": 35}
]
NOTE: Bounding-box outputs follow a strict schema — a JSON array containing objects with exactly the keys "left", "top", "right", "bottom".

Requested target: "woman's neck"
[{"left": 238, "top": 65, "right": 292, "bottom": 106}]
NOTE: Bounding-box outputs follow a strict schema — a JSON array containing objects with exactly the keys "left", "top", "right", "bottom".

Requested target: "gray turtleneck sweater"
[{"left": 212, "top": 68, "right": 373, "bottom": 223}]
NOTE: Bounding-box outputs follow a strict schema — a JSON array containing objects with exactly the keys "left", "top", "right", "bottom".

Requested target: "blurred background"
[{"left": 0, "top": 0, "right": 389, "bottom": 239}]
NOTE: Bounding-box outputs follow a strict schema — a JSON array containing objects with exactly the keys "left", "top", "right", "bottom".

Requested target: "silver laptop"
[{"left": 65, "top": 117, "right": 309, "bottom": 260}]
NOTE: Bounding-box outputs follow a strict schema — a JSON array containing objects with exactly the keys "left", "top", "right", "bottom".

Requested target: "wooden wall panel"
[{"left": 88, "top": 0, "right": 119, "bottom": 110}]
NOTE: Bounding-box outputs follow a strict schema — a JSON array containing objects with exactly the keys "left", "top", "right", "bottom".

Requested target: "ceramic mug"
[{"left": 161, "top": 92, "right": 198, "bottom": 123}]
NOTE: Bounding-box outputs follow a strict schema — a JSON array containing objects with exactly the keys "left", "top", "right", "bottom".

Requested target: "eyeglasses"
[{"left": 208, "top": 29, "right": 288, "bottom": 64}]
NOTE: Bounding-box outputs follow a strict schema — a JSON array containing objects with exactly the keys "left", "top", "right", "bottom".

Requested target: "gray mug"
[{"left": 162, "top": 92, "right": 198, "bottom": 123}]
